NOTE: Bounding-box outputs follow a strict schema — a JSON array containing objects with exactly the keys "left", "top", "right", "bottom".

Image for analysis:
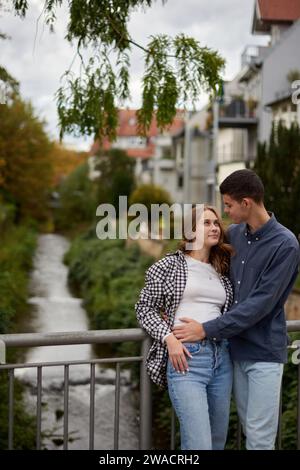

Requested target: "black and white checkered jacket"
[{"left": 135, "top": 249, "right": 234, "bottom": 389}]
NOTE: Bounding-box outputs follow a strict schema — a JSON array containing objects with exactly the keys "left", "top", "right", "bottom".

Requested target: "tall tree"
[
  {"left": 11, "top": 1, "right": 225, "bottom": 140},
  {"left": 254, "top": 121, "right": 300, "bottom": 238},
  {"left": 50, "top": 142, "right": 88, "bottom": 187},
  {"left": 0, "top": 97, "right": 53, "bottom": 222},
  {"left": 0, "top": 2, "right": 19, "bottom": 99},
  {"left": 96, "top": 148, "right": 135, "bottom": 212}
]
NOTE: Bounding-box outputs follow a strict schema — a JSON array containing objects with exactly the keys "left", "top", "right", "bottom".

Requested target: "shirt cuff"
[
  {"left": 162, "top": 332, "right": 173, "bottom": 343},
  {"left": 202, "top": 319, "right": 222, "bottom": 341}
]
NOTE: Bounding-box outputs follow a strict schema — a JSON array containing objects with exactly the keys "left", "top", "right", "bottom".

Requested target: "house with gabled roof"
[{"left": 88, "top": 109, "right": 185, "bottom": 201}]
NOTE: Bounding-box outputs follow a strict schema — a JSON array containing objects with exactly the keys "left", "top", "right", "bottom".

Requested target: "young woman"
[{"left": 135, "top": 205, "right": 234, "bottom": 450}]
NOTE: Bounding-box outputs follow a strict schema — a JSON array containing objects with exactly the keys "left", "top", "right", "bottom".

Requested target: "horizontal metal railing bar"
[
  {"left": 0, "top": 323, "right": 299, "bottom": 451},
  {"left": 287, "top": 321, "right": 300, "bottom": 332},
  {"left": 0, "top": 328, "right": 147, "bottom": 348},
  {"left": 1, "top": 322, "right": 299, "bottom": 349},
  {"left": 0, "top": 356, "right": 143, "bottom": 370}
]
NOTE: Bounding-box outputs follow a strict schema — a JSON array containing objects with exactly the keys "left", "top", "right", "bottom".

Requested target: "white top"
[{"left": 173, "top": 255, "right": 226, "bottom": 326}]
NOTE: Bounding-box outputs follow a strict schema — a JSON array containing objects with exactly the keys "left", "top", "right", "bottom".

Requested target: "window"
[
  {"left": 291, "top": 103, "right": 297, "bottom": 112},
  {"left": 207, "top": 184, "right": 214, "bottom": 204},
  {"left": 162, "top": 147, "right": 173, "bottom": 159},
  {"left": 178, "top": 174, "right": 183, "bottom": 188}
]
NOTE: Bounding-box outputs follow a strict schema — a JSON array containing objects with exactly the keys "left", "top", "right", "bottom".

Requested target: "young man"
[{"left": 173, "top": 169, "right": 300, "bottom": 450}]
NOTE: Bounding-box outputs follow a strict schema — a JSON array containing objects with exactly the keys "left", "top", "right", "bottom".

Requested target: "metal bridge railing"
[
  {"left": 0, "top": 321, "right": 300, "bottom": 450},
  {"left": 0, "top": 328, "right": 152, "bottom": 450}
]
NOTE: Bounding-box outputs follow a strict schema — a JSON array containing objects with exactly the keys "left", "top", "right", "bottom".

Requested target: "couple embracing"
[{"left": 135, "top": 169, "right": 300, "bottom": 450}]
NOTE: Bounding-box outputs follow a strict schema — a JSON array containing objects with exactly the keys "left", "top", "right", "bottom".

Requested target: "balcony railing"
[
  {"left": 0, "top": 322, "right": 300, "bottom": 450},
  {"left": 219, "top": 99, "right": 258, "bottom": 120}
]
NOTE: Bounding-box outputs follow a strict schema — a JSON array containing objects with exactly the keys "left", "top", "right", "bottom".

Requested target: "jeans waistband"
[{"left": 192, "top": 338, "right": 227, "bottom": 347}]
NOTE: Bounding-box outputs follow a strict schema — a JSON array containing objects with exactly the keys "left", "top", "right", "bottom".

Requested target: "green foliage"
[
  {"left": 129, "top": 184, "right": 174, "bottom": 235},
  {"left": 280, "top": 333, "right": 300, "bottom": 450},
  {"left": 55, "top": 162, "right": 98, "bottom": 230},
  {"left": 129, "top": 183, "right": 172, "bottom": 211},
  {"left": 0, "top": 225, "right": 36, "bottom": 333},
  {"left": 0, "top": 66, "right": 19, "bottom": 95},
  {"left": 95, "top": 148, "right": 135, "bottom": 212},
  {"left": 0, "top": 30, "right": 19, "bottom": 97},
  {"left": 138, "top": 34, "right": 225, "bottom": 134},
  {"left": 0, "top": 201, "right": 16, "bottom": 232},
  {"left": 65, "top": 231, "right": 153, "bottom": 359},
  {"left": 254, "top": 121, "right": 300, "bottom": 237},
  {"left": 0, "top": 97, "right": 53, "bottom": 223},
  {"left": 12, "top": 0, "right": 225, "bottom": 140},
  {"left": 287, "top": 69, "right": 300, "bottom": 84},
  {"left": 0, "top": 372, "right": 36, "bottom": 449},
  {"left": 0, "top": 224, "right": 37, "bottom": 449}
]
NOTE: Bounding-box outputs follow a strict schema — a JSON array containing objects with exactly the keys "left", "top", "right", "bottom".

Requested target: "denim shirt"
[{"left": 203, "top": 213, "right": 300, "bottom": 363}]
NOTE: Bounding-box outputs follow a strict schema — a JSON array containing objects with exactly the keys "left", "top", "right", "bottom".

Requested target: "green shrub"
[
  {"left": 0, "top": 226, "right": 36, "bottom": 334},
  {"left": 0, "top": 225, "right": 37, "bottom": 449},
  {"left": 95, "top": 148, "right": 135, "bottom": 213},
  {"left": 65, "top": 232, "right": 153, "bottom": 340},
  {"left": 129, "top": 184, "right": 172, "bottom": 216},
  {"left": 54, "top": 163, "right": 98, "bottom": 230}
]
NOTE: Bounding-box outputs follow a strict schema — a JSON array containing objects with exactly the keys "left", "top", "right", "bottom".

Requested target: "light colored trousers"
[{"left": 233, "top": 360, "right": 284, "bottom": 450}]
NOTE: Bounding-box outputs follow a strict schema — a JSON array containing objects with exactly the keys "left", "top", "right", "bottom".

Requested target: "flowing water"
[{"left": 16, "top": 234, "right": 139, "bottom": 450}]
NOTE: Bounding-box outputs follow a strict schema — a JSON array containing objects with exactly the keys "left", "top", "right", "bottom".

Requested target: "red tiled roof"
[
  {"left": 126, "top": 147, "right": 155, "bottom": 159},
  {"left": 257, "top": 0, "right": 300, "bottom": 21},
  {"left": 116, "top": 109, "right": 184, "bottom": 136},
  {"left": 90, "top": 109, "right": 185, "bottom": 160}
]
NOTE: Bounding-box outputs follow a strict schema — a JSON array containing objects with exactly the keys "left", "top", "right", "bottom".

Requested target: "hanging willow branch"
[{"left": 12, "top": 0, "right": 225, "bottom": 140}]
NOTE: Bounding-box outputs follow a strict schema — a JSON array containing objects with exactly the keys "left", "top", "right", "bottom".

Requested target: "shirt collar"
[{"left": 244, "top": 212, "right": 277, "bottom": 239}]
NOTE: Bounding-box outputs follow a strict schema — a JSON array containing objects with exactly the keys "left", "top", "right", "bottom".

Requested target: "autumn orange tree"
[
  {"left": 50, "top": 142, "right": 88, "bottom": 187},
  {"left": 0, "top": 96, "right": 53, "bottom": 222}
]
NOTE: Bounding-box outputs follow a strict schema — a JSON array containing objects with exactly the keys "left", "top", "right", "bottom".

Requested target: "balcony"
[
  {"left": 218, "top": 98, "right": 258, "bottom": 129},
  {"left": 241, "top": 45, "right": 267, "bottom": 69},
  {"left": 0, "top": 323, "right": 300, "bottom": 450}
]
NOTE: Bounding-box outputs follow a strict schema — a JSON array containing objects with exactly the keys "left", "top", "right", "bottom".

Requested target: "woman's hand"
[{"left": 165, "top": 333, "right": 192, "bottom": 373}]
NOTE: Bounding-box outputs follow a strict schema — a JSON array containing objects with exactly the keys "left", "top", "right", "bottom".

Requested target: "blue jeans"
[
  {"left": 167, "top": 339, "right": 233, "bottom": 450},
  {"left": 233, "top": 360, "right": 284, "bottom": 450}
]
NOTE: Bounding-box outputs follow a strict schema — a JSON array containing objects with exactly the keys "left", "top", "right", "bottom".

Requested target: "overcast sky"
[{"left": 0, "top": 0, "right": 269, "bottom": 150}]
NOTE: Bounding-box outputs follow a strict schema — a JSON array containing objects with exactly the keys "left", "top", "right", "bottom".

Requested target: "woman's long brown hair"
[{"left": 178, "top": 205, "right": 234, "bottom": 276}]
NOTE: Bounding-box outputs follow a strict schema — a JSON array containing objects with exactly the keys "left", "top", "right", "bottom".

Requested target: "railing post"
[
  {"left": 0, "top": 340, "right": 6, "bottom": 364},
  {"left": 298, "top": 363, "right": 300, "bottom": 450},
  {"left": 140, "top": 335, "right": 152, "bottom": 450}
]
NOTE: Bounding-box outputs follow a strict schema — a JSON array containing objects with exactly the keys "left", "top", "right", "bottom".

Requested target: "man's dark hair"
[{"left": 219, "top": 169, "right": 264, "bottom": 203}]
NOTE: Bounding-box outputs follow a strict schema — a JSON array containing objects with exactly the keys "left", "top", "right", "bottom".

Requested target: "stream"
[{"left": 15, "top": 234, "right": 139, "bottom": 450}]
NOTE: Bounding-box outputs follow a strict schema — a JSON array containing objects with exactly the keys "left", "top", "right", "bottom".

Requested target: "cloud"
[{"left": 0, "top": 0, "right": 269, "bottom": 150}]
